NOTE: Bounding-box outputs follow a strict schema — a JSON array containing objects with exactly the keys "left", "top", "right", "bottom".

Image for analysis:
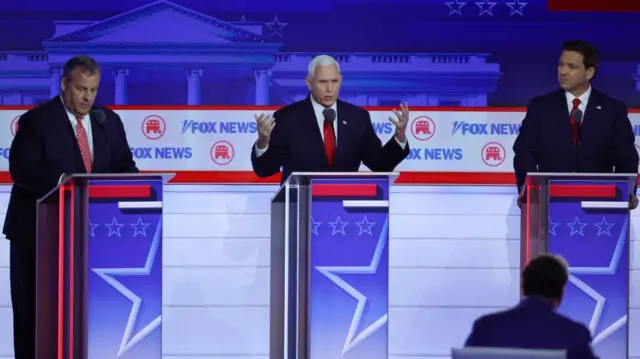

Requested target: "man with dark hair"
[
  {"left": 513, "top": 40, "right": 638, "bottom": 209},
  {"left": 464, "top": 254, "right": 597, "bottom": 359},
  {"left": 4, "top": 55, "right": 138, "bottom": 358}
]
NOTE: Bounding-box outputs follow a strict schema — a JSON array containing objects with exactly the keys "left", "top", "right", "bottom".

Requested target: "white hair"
[{"left": 307, "top": 55, "right": 341, "bottom": 80}]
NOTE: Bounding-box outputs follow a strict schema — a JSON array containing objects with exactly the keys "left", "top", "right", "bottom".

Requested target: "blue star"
[
  {"left": 445, "top": 0, "right": 466, "bottom": 16},
  {"left": 315, "top": 216, "right": 389, "bottom": 355},
  {"left": 329, "top": 216, "right": 348, "bottom": 236},
  {"left": 130, "top": 217, "right": 150, "bottom": 237},
  {"left": 311, "top": 216, "right": 322, "bottom": 236},
  {"left": 548, "top": 217, "right": 559, "bottom": 236},
  {"left": 569, "top": 219, "right": 628, "bottom": 344},
  {"left": 92, "top": 221, "right": 162, "bottom": 357},
  {"left": 106, "top": 217, "right": 124, "bottom": 237},
  {"left": 356, "top": 216, "right": 375, "bottom": 235},
  {"left": 506, "top": 0, "right": 528, "bottom": 16},
  {"left": 475, "top": 0, "right": 497, "bottom": 16},
  {"left": 265, "top": 15, "right": 287, "bottom": 37},
  {"left": 594, "top": 217, "right": 615, "bottom": 236},
  {"left": 567, "top": 217, "right": 587, "bottom": 236},
  {"left": 88, "top": 219, "right": 99, "bottom": 238}
]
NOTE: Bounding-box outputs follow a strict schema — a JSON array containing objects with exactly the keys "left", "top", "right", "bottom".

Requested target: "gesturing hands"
[
  {"left": 255, "top": 113, "right": 275, "bottom": 150},
  {"left": 389, "top": 102, "right": 409, "bottom": 142}
]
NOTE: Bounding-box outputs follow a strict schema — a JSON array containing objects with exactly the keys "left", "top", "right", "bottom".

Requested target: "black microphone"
[
  {"left": 323, "top": 108, "right": 336, "bottom": 123},
  {"left": 573, "top": 109, "right": 583, "bottom": 126}
]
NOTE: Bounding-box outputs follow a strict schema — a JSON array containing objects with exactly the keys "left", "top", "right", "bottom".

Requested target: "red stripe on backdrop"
[
  {"left": 1, "top": 105, "right": 640, "bottom": 113},
  {"left": 0, "top": 171, "right": 519, "bottom": 185}
]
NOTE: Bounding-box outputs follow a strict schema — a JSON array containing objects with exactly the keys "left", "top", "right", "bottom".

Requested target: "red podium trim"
[{"left": 549, "top": 184, "right": 617, "bottom": 198}]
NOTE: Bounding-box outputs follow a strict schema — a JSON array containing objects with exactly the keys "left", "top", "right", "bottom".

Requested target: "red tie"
[
  {"left": 323, "top": 118, "right": 336, "bottom": 166},
  {"left": 76, "top": 116, "right": 93, "bottom": 173},
  {"left": 570, "top": 98, "right": 581, "bottom": 146}
]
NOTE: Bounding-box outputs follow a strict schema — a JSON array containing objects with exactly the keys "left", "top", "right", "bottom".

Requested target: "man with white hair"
[
  {"left": 251, "top": 55, "right": 410, "bottom": 181},
  {"left": 464, "top": 254, "right": 597, "bottom": 359}
]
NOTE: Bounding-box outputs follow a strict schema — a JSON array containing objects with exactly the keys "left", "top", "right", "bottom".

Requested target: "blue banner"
[
  {"left": 309, "top": 178, "right": 390, "bottom": 359},
  {"left": 548, "top": 180, "right": 629, "bottom": 359},
  {"left": 86, "top": 180, "right": 163, "bottom": 359}
]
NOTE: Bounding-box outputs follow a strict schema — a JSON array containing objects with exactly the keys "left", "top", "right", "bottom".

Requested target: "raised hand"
[
  {"left": 255, "top": 113, "right": 275, "bottom": 149},
  {"left": 389, "top": 102, "right": 409, "bottom": 142}
]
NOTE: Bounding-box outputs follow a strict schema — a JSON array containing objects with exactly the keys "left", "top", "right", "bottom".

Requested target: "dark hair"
[
  {"left": 522, "top": 254, "right": 568, "bottom": 300},
  {"left": 562, "top": 40, "right": 599, "bottom": 77},
  {"left": 62, "top": 55, "right": 100, "bottom": 81}
]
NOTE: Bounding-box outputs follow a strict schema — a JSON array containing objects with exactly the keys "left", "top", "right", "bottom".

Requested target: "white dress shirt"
[
  {"left": 58, "top": 96, "right": 94, "bottom": 183},
  {"left": 565, "top": 85, "right": 591, "bottom": 118},
  {"left": 254, "top": 96, "right": 407, "bottom": 157}
]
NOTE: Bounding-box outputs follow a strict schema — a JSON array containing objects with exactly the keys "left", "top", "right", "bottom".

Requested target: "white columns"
[
  {"left": 254, "top": 69, "right": 271, "bottom": 105},
  {"left": 50, "top": 68, "right": 61, "bottom": 98},
  {"left": 186, "top": 68, "right": 204, "bottom": 105},
  {"left": 113, "top": 68, "right": 130, "bottom": 105}
]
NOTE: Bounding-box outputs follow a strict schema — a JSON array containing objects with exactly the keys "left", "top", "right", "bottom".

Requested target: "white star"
[
  {"left": 594, "top": 217, "right": 615, "bottom": 236},
  {"left": 311, "top": 216, "right": 322, "bottom": 236},
  {"left": 569, "top": 219, "right": 628, "bottom": 344},
  {"left": 130, "top": 217, "right": 150, "bottom": 237},
  {"left": 506, "top": 0, "right": 528, "bottom": 16},
  {"left": 445, "top": 0, "right": 467, "bottom": 16},
  {"left": 88, "top": 219, "right": 99, "bottom": 238},
  {"left": 315, "top": 216, "right": 389, "bottom": 355},
  {"left": 567, "top": 217, "right": 587, "bottom": 236},
  {"left": 105, "top": 217, "right": 124, "bottom": 237},
  {"left": 356, "top": 216, "right": 375, "bottom": 235},
  {"left": 92, "top": 221, "right": 162, "bottom": 357},
  {"left": 475, "top": 0, "right": 497, "bottom": 16},
  {"left": 265, "top": 15, "right": 287, "bottom": 37},
  {"left": 548, "top": 217, "right": 559, "bottom": 236},
  {"left": 329, "top": 216, "right": 348, "bottom": 236}
]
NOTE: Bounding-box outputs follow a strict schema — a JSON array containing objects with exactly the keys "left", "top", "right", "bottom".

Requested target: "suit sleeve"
[
  {"left": 111, "top": 113, "right": 138, "bottom": 173},
  {"left": 464, "top": 317, "right": 486, "bottom": 347},
  {"left": 611, "top": 102, "right": 638, "bottom": 182},
  {"left": 512, "top": 99, "right": 540, "bottom": 192},
  {"left": 361, "top": 111, "right": 410, "bottom": 172},
  {"left": 251, "top": 110, "right": 288, "bottom": 178},
  {"left": 9, "top": 110, "right": 62, "bottom": 196},
  {"left": 571, "top": 325, "right": 598, "bottom": 359}
]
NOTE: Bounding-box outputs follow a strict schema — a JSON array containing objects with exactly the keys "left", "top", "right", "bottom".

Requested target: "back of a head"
[{"left": 522, "top": 254, "right": 568, "bottom": 301}]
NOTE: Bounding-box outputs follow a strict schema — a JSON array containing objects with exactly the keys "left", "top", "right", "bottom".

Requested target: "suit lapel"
[
  {"left": 303, "top": 97, "right": 329, "bottom": 166},
  {"left": 334, "top": 101, "right": 349, "bottom": 163},
  {"left": 580, "top": 89, "right": 602, "bottom": 135},
  {"left": 90, "top": 114, "right": 107, "bottom": 173}
]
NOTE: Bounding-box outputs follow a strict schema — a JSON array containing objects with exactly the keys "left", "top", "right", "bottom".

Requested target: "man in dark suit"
[
  {"left": 4, "top": 56, "right": 138, "bottom": 359},
  {"left": 513, "top": 40, "right": 638, "bottom": 209},
  {"left": 251, "top": 55, "right": 410, "bottom": 181},
  {"left": 464, "top": 254, "right": 597, "bottom": 359}
]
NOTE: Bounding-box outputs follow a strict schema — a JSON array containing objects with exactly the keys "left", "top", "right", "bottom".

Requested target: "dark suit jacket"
[
  {"left": 513, "top": 88, "right": 638, "bottom": 191},
  {"left": 3, "top": 96, "right": 138, "bottom": 241},
  {"left": 465, "top": 297, "right": 597, "bottom": 359},
  {"left": 251, "top": 97, "right": 410, "bottom": 182}
]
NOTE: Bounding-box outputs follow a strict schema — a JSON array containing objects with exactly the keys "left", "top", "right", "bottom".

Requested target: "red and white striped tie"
[{"left": 76, "top": 116, "right": 92, "bottom": 173}]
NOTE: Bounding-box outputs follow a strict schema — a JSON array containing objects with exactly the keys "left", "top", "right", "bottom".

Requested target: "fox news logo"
[
  {"left": 181, "top": 120, "right": 257, "bottom": 135},
  {"left": 451, "top": 121, "right": 520, "bottom": 136}
]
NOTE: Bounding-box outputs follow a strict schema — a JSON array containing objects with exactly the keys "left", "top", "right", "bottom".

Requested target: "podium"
[
  {"left": 521, "top": 172, "right": 637, "bottom": 359},
  {"left": 270, "top": 172, "right": 398, "bottom": 359},
  {"left": 35, "top": 173, "right": 174, "bottom": 359}
]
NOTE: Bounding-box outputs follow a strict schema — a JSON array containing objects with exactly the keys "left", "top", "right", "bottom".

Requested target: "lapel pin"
[
  {"left": 596, "top": 106, "right": 602, "bottom": 110},
  {"left": 342, "top": 121, "right": 347, "bottom": 125}
]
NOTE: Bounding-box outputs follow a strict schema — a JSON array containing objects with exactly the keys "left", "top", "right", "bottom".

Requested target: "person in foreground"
[
  {"left": 464, "top": 254, "right": 597, "bottom": 359},
  {"left": 251, "top": 55, "right": 410, "bottom": 182},
  {"left": 513, "top": 40, "right": 638, "bottom": 209},
  {"left": 4, "top": 55, "right": 138, "bottom": 359}
]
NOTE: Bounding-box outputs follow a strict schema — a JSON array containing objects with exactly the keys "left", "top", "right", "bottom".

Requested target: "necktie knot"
[{"left": 572, "top": 98, "right": 581, "bottom": 110}]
